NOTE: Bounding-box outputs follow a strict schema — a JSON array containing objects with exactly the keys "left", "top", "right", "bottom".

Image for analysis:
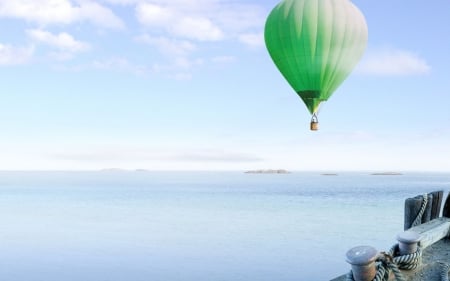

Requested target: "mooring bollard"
[
  {"left": 346, "top": 246, "right": 378, "bottom": 281},
  {"left": 397, "top": 230, "right": 421, "bottom": 255}
]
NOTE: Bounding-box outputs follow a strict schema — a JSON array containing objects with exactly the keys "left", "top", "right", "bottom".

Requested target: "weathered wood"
[
  {"left": 422, "top": 193, "right": 433, "bottom": 224},
  {"left": 404, "top": 193, "right": 440, "bottom": 230},
  {"left": 408, "top": 217, "right": 450, "bottom": 250},
  {"left": 404, "top": 195, "right": 429, "bottom": 230},
  {"left": 443, "top": 192, "right": 450, "bottom": 218},
  {"left": 430, "top": 190, "right": 443, "bottom": 220}
]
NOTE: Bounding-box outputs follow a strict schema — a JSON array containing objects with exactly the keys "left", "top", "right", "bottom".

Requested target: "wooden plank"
[
  {"left": 408, "top": 217, "right": 450, "bottom": 250},
  {"left": 405, "top": 196, "right": 424, "bottom": 230},
  {"left": 443, "top": 192, "right": 450, "bottom": 218},
  {"left": 430, "top": 190, "right": 443, "bottom": 220},
  {"left": 404, "top": 195, "right": 431, "bottom": 230},
  {"left": 421, "top": 193, "right": 433, "bottom": 224}
]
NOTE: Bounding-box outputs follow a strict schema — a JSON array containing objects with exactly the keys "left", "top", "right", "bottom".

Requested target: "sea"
[{"left": 0, "top": 171, "right": 449, "bottom": 281}]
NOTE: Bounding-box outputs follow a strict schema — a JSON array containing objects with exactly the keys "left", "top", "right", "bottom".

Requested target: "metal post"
[
  {"left": 397, "top": 230, "right": 421, "bottom": 255},
  {"left": 346, "top": 246, "right": 378, "bottom": 281}
]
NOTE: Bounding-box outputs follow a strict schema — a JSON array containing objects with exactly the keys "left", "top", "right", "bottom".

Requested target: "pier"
[{"left": 332, "top": 191, "right": 450, "bottom": 281}]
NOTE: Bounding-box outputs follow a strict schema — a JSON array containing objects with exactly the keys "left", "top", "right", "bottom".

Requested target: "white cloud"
[
  {"left": 151, "top": 57, "right": 203, "bottom": 80},
  {"left": 136, "top": 3, "right": 172, "bottom": 26},
  {"left": 238, "top": 32, "right": 264, "bottom": 48},
  {"left": 136, "top": 3, "right": 224, "bottom": 42},
  {"left": 51, "top": 147, "right": 263, "bottom": 164},
  {"left": 357, "top": 47, "right": 431, "bottom": 76},
  {"left": 135, "top": 2, "right": 264, "bottom": 43},
  {"left": 52, "top": 55, "right": 149, "bottom": 75},
  {"left": 0, "top": 43, "right": 34, "bottom": 65},
  {"left": 136, "top": 34, "right": 203, "bottom": 79},
  {"left": 0, "top": 0, "right": 124, "bottom": 29},
  {"left": 133, "top": 2, "right": 265, "bottom": 78},
  {"left": 214, "top": 3, "right": 265, "bottom": 34},
  {"left": 173, "top": 57, "right": 203, "bottom": 70},
  {"left": 136, "top": 34, "right": 196, "bottom": 57},
  {"left": 92, "top": 57, "right": 147, "bottom": 76},
  {"left": 26, "top": 29, "right": 90, "bottom": 61},
  {"left": 27, "top": 29, "right": 90, "bottom": 53},
  {"left": 0, "top": 0, "right": 75, "bottom": 24},
  {"left": 77, "top": 1, "right": 125, "bottom": 29},
  {"left": 174, "top": 17, "right": 224, "bottom": 41},
  {"left": 98, "top": 0, "right": 140, "bottom": 5},
  {"left": 211, "top": 56, "right": 236, "bottom": 64}
]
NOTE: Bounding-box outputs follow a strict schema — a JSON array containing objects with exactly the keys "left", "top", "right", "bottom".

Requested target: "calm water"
[{"left": 0, "top": 171, "right": 449, "bottom": 281}]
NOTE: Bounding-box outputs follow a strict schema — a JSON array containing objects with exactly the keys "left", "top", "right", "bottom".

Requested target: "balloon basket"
[{"left": 310, "top": 121, "right": 319, "bottom": 131}]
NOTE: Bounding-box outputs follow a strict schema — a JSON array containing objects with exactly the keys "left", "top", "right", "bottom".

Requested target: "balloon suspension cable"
[{"left": 310, "top": 113, "right": 319, "bottom": 131}]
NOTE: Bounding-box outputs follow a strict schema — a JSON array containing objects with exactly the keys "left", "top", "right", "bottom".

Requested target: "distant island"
[
  {"left": 100, "top": 168, "right": 128, "bottom": 172},
  {"left": 100, "top": 168, "right": 150, "bottom": 172},
  {"left": 321, "top": 173, "right": 338, "bottom": 176},
  {"left": 245, "top": 169, "right": 291, "bottom": 174},
  {"left": 371, "top": 172, "right": 403, "bottom": 176}
]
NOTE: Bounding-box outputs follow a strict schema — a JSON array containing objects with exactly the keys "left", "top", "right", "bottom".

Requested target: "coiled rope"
[
  {"left": 346, "top": 245, "right": 422, "bottom": 281},
  {"left": 387, "top": 244, "right": 422, "bottom": 271}
]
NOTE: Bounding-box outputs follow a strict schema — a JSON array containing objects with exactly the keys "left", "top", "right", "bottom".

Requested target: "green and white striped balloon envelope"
[{"left": 264, "top": 0, "right": 368, "bottom": 130}]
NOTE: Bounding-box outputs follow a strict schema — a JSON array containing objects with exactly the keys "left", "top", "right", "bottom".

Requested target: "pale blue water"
[{"left": 0, "top": 171, "right": 449, "bottom": 281}]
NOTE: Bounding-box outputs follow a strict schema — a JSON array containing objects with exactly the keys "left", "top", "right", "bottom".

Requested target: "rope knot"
[{"left": 378, "top": 252, "right": 394, "bottom": 265}]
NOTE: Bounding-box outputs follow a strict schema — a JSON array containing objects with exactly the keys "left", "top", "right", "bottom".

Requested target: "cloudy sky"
[{"left": 0, "top": 0, "right": 449, "bottom": 171}]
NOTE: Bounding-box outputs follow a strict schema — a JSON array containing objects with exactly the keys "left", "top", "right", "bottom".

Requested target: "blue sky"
[{"left": 0, "top": 0, "right": 449, "bottom": 171}]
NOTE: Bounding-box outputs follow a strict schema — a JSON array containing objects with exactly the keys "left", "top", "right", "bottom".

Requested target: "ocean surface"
[{"left": 0, "top": 171, "right": 449, "bottom": 281}]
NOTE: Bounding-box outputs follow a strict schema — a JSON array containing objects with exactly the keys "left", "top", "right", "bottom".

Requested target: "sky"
[{"left": 0, "top": 0, "right": 449, "bottom": 171}]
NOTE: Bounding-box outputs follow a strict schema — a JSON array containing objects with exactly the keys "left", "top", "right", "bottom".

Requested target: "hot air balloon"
[{"left": 264, "top": 0, "right": 368, "bottom": 130}]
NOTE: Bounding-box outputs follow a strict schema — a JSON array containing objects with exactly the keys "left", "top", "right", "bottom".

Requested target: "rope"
[
  {"left": 387, "top": 244, "right": 422, "bottom": 271},
  {"left": 345, "top": 257, "right": 404, "bottom": 281},
  {"left": 440, "top": 262, "right": 450, "bottom": 281},
  {"left": 346, "top": 245, "right": 422, "bottom": 281},
  {"left": 375, "top": 252, "right": 406, "bottom": 281},
  {"left": 411, "top": 193, "right": 428, "bottom": 227}
]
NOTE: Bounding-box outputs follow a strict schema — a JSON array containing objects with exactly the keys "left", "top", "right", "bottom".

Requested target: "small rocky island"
[
  {"left": 371, "top": 172, "right": 403, "bottom": 176},
  {"left": 245, "top": 169, "right": 291, "bottom": 174}
]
